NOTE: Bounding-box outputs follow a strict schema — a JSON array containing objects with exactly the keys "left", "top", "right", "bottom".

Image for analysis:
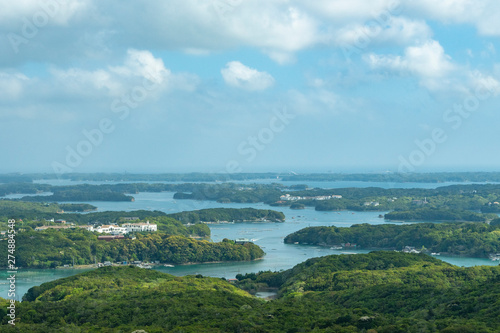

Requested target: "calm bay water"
[{"left": 1, "top": 179, "right": 499, "bottom": 300}]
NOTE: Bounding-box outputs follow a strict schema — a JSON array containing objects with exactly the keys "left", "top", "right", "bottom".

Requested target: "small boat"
[{"left": 164, "top": 264, "right": 175, "bottom": 267}]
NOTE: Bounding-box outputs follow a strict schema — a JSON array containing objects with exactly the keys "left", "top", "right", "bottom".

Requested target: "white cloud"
[
  {"left": 0, "top": 0, "right": 88, "bottom": 26},
  {"left": 0, "top": 0, "right": 499, "bottom": 67},
  {"left": 111, "top": 49, "right": 171, "bottom": 83},
  {"left": 303, "top": 0, "right": 399, "bottom": 22},
  {"left": 221, "top": 61, "right": 275, "bottom": 91},
  {"left": 469, "top": 71, "right": 500, "bottom": 96},
  {"left": 0, "top": 49, "right": 200, "bottom": 124},
  {"left": 406, "top": 0, "right": 500, "bottom": 36},
  {"left": 335, "top": 16, "right": 432, "bottom": 48},
  {"left": 50, "top": 67, "right": 124, "bottom": 97},
  {"left": 402, "top": 41, "right": 456, "bottom": 78},
  {"left": 366, "top": 40, "right": 456, "bottom": 89},
  {"left": 0, "top": 72, "right": 30, "bottom": 100},
  {"left": 50, "top": 49, "right": 198, "bottom": 98}
]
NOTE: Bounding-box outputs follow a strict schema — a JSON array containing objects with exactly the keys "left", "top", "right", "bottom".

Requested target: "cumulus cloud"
[
  {"left": 0, "top": 0, "right": 499, "bottom": 68},
  {"left": 405, "top": 0, "right": 500, "bottom": 36},
  {"left": 0, "top": 0, "right": 425, "bottom": 67},
  {"left": 111, "top": 49, "right": 171, "bottom": 83},
  {"left": 221, "top": 61, "right": 275, "bottom": 91},
  {"left": 50, "top": 49, "right": 199, "bottom": 98},
  {"left": 0, "top": 49, "right": 200, "bottom": 122},
  {"left": 335, "top": 16, "right": 432, "bottom": 49},
  {"left": 365, "top": 40, "right": 456, "bottom": 89}
]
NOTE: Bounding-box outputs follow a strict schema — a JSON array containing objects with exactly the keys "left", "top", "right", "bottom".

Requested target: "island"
[
  {"left": 0, "top": 204, "right": 283, "bottom": 269},
  {"left": 168, "top": 208, "right": 285, "bottom": 223},
  {"left": 0, "top": 202, "right": 285, "bottom": 230},
  {"left": 284, "top": 222, "right": 500, "bottom": 258},
  {"left": 5, "top": 180, "right": 500, "bottom": 224},
  {"left": 0, "top": 227, "right": 264, "bottom": 268}
]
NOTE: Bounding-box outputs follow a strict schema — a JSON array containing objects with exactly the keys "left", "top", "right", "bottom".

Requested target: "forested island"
[
  {"left": 21, "top": 190, "right": 134, "bottom": 202},
  {"left": 0, "top": 201, "right": 97, "bottom": 217},
  {"left": 284, "top": 223, "right": 500, "bottom": 258},
  {"left": 0, "top": 228, "right": 263, "bottom": 268},
  {"left": 4, "top": 181, "right": 500, "bottom": 222},
  {"left": 168, "top": 208, "right": 285, "bottom": 223},
  {"left": 0, "top": 201, "right": 285, "bottom": 229},
  {"left": 0, "top": 204, "right": 283, "bottom": 268},
  {"left": 3, "top": 178, "right": 500, "bottom": 225},
  {"left": 2, "top": 252, "right": 499, "bottom": 331},
  {"left": 384, "top": 207, "right": 496, "bottom": 222}
]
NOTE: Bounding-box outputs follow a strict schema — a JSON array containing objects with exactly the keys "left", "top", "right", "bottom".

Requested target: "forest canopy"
[
  {"left": 2, "top": 252, "right": 499, "bottom": 332},
  {"left": 284, "top": 222, "right": 500, "bottom": 258}
]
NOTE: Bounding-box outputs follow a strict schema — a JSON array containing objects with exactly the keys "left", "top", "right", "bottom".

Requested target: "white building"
[
  {"left": 95, "top": 225, "right": 127, "bottom": 235},
  {"left": 93, "top": 221, "right": 158, "bottom": 235},
  {"left": 122, "top": 221, "right": 158, "bottom": 233},
  {"left": 280, "top": 194, "right": 342, "bottom": 201}
]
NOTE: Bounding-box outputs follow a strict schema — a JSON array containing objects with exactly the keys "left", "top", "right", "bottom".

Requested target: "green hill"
[
  {"left": 2, "top": 266, "right": 262, "bottom": 332},
  {"left": 2, "top": 252, "right": 500, "bottom": 332}
]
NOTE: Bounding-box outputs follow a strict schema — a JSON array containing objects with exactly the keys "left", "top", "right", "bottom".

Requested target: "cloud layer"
[
  {"left": 2, "top": 0, "right": 499, "bottom": 67},
  {"left": 1, "top": 0, "right": 500, "bottom": 172}
]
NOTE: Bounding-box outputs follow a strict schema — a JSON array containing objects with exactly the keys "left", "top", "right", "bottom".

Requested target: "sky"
[{"left": 1, "top": 0, "right": 500, "bottom": 175}]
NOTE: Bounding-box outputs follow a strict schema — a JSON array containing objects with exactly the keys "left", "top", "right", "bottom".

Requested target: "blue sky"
[{"left": 0, "top": 0, "right": 499, "bottom": 175}]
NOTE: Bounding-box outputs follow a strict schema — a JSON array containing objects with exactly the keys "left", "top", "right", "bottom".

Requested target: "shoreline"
[
  {"left": 285, "top": 243, "right": 494, "bottom": 260},
  {"left": 2, "top": 257, "right": 266, "bottom": 270}
]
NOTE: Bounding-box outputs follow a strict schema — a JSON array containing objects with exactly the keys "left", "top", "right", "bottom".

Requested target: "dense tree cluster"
[
  {"left": 384, "top": 207, "right": 495, "bottom": 222},
  {"left": 173, "top": 183, "right": 284, "bottom": 204},
  {"left": 21, "top": 189, "right": 134, "bottom": 202},
  {"left": 168, "top": 208, "right": 285, "bottom": 223},
  {"left": 284, "top": 223, "right": 500, "bottom": 257},
  {"left": 4, "top": 181, "right": 500, "bottom": 223},
  {"left": 1, "top": 252, "right": 499, "bottom": 331},
  {"left": 0, "top": 228, "right": 263, "bottom": 268},
  {"left": 0, "top": 202, "right": 284, "bottom": 233}
]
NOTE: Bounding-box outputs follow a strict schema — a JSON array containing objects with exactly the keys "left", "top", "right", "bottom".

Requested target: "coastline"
[
  {"left": 285, "top": 243, "right": 495, "bottom": 260},
  {"left": 2, "top": 257, "right": 267, "bottom": 270}
]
